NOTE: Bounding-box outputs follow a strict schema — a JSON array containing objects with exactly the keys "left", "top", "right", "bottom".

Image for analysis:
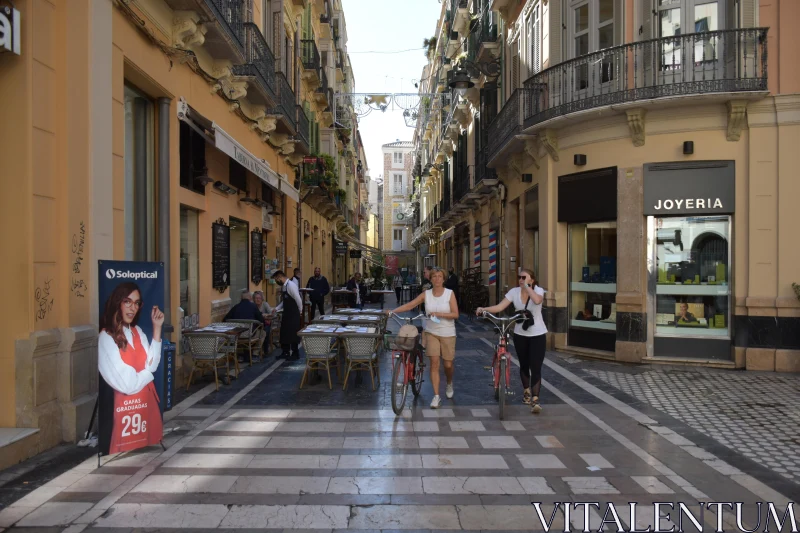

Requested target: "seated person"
[
  {"left": 346, "top": 272, "right": 367, "bottom": 309},
  {"left": 575, "top": 308, "right": 600, "bottom": 321}
]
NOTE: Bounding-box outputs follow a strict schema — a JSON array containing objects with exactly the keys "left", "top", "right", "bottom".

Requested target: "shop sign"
[
  {"left": 643, "top": 161, "right": 734, "bottom": 216},
  {"left": 0, "top": 6, "right": 21, "bottom": 56},
  {"left": 335, "top": 240, "right": 347, "bottom": 255},
  {"left": 213, "top": 124, "right": 279, "bottom": 189},
  {"left": 212, "top": 220, "right": 230, "bottom": 291},
  {"left": 251, "top": 230, "right": 263, "bottom": 284},
  {"left": 349, "top": 250, "right": 362, "bottom": 259}
]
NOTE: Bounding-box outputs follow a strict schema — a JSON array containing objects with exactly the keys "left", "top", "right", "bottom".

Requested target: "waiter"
[{"left": 271, "top": 270, "right": 303, "bottom": 361}]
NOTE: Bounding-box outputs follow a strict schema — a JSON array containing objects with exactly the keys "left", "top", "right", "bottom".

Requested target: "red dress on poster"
[{"left": 108, "top": 328, "right": 163, "bottom": 454}]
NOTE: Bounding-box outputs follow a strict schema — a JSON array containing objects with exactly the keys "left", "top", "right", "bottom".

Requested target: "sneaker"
[
  {"left": 522, "top": 388, "right": 532, "bottom": 405},
  {"left": 430, "top": 395, "right": 441, "bottom": 409},
  {"left": 531, "top": 396, "right": 542, "bottom": 414},
  {"left": 445, "top": 383, "right": 454, "bottom": 399}
]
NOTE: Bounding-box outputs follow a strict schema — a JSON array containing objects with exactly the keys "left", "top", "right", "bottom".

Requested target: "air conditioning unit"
[{"left": 262, "top": 209, "right": 274, "bottom": 231}]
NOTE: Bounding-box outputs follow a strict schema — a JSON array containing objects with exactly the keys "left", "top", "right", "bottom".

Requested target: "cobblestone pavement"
[{"left": 0, "top": 305, "right": 798, "bottom": 531}]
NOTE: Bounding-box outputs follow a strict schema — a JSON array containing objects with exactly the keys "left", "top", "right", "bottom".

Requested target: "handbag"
[{"left": 520, "top": 288, "right": 535, "bottom": 331}]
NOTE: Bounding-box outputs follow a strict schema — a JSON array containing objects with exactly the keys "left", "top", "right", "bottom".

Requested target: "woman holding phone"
[
  {"left": 98, "top": 282, "right": 164, "bottom": 454},
  {"left": 477, "top": 269, "right": 547, "bottom": 413}
]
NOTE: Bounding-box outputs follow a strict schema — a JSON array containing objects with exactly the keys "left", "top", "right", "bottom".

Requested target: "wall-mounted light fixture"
[
  {"left": 194, "top": 169, "right": 214, "bottom": 187},
  {"left": 574, "top": 154, "right": 587, "bottom": 166},
  {"left": 522, "top": 173, "right": 533, "bottom": 183},
  {"left": 683, "top": 141, "right": 694, "bottom": 155}
]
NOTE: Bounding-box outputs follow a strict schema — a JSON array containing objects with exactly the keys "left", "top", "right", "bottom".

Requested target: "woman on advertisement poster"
[{"left": 98, "top": 282, "right": 164, "bottom": 455}]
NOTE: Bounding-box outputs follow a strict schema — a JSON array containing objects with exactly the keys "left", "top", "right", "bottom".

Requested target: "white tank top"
[{"left": 424, "top": 288, "right": 456, "bottom": 337}]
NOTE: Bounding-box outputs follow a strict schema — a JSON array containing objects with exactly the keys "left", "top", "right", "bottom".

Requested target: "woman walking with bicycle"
[
  {"left": 477, "top": 269, "right": 547, "bottom": 414},
  {"left": 387, "top": 267, "right": 458, "bottom": 409}
]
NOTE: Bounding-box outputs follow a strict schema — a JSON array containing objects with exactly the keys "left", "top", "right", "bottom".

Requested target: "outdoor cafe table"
[
  {"left": 185, "top": 322, "right": 249, "bottom": 378},
  {"left": 298, "top": 325, "right": 383, "bottom": 387},
  {"left": 313, "top": 314, "right": 384, "bottom": 327},
  {"left": 370, "top": 289, "right": 395, "bottom": 309}
]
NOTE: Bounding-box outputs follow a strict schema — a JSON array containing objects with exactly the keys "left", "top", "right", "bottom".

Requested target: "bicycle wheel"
[
  {"left": 498, "top": 356, "right": 507, "bottom": 420},
  {"left": 410, "top": 347, "right": 424, "bottom": 397},
  {"left": 391, "top": 354, "right": 409, "bottom": 415}
]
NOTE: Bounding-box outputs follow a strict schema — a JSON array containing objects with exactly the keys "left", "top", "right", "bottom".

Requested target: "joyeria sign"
[{"left": 0, "top": 5, "right": 21, "bottom": 56}]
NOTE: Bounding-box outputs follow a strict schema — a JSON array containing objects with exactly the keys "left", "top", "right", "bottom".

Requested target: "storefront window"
[
  {"left": 569, "top": 222, "right": 617, "bottom": 348},
  {"left": 179, "top": 207, "right": 199, "bottom": 317},
  {"left": 654, "top": 215, "right": 730, "bottom": 337}
]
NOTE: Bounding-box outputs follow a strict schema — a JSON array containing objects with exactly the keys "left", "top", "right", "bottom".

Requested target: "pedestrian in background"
[
  {"left": 272, "top": 270, "right": 303, "bottom": 361},
  {"left": 445, "top": 267, "right": 460, "bottom": 307},
  {"left": 306, "top": 267, "right": 330, "bottom": 320},
  {"left": 346, "top": 272, "right": 367, "bottom": 309},
  {"left": 393, "top": 273, "right": 404, "bottom": 304}
]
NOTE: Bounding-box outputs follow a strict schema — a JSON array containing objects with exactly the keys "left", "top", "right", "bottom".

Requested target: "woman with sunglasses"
[
  {"left": 98, "top": 282, "right": 164, "bottom": 454},
  {"left": 476, "top": 269, "right": 547, "bottom": 413}
]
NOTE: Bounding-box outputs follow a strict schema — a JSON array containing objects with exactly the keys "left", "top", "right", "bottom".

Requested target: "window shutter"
[
  {"left": 512, "top": 51, "right": 520, "bottom": 90},
  {"left": 549, "top": 0, "right": 562, "bottom": 65},
  {"left": 740, "top": 0, "right": 756, "bottom": 27},
  {"left": 640, "top": 0, "right": 655, "bottom": 85},
  {"left": 531, "top": 5, "right": 541, "bottom": 75}
]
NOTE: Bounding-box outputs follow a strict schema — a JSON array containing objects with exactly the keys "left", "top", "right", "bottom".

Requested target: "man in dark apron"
[{"left": 271, "top": 270, "right": 302, "bottom": 360}]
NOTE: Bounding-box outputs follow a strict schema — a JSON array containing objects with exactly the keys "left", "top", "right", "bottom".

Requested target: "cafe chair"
[
  {"left": 299, "top": 335, "right": 340, "bottom": 390},
  {"left": 225, "top": 318, "right": 264, "bottom": 366},
  {"left": 184, "top": 332, "right": 232, "bottom": 391},
  {"left": 341, "top": 335, "right": 381, "bottom": 391},
  {"left": 209, "top": 322, "right": 242, "bottom": 377}
]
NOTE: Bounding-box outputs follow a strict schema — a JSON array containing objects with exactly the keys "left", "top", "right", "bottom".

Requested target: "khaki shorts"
[{"left": 423, "top": 332, "right": 456, "bottom": 361}]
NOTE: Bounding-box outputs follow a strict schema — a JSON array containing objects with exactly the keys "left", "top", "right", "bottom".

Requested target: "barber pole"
[
  {"left": 474, "top": 236, "right": 480, "bottom": 266},
  {"left": 488, "top": 230, "right": 497, "bottom": 286}
]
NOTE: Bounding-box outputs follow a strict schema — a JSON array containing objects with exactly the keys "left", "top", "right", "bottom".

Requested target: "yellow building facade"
[
  {"left": 0, "top": 0, "right": 363, "bottom": 468},
  {"left": 413, "top": 0, "right": 799, "bottom": 372}
]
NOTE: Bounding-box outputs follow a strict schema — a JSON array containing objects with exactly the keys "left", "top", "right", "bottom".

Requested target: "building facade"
[
  {"left": 0, "top": 0, "right": 365, "bottom": 467},
  {"left": 381, "top": 141, "right": 416, "bottom": 275},
  {"left": 412, "top": 0, "right": 799, "bottom": 372}
]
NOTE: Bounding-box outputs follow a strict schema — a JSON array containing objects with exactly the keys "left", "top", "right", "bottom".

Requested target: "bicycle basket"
[{"left": 391, "top": 324, "right": 419, "bottom": 351}]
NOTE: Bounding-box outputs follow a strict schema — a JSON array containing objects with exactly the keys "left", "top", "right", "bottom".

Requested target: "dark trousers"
[
  {"left": 281, "top": 343, "right": 300, "bottom": 359},
  {"left": 512, "top": 333, "right": 547, "bottom": 396},
  {"left": 309, "top": 299, "right": 325, "bottom": 320},
  {"left": 395, "top": 287, "right": 402, "bottom": 304}
]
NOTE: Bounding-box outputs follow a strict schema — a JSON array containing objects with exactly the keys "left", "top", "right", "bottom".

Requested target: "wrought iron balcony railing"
[
  {"left": 523, "top": 28, "right": 768, "bottom": 129},
  {"left": 233, "top": 23, "right": 277, "bottom": 105},
  {"left": 296, "top": 106, "right": 310, "bottom": 150},
  {"left": 270, "top": 72, "right": 297, "bottom": 131},
  {"left": 486, "top": 88, "right": 531, "bottom": 165},
  {"left": 480, "top": 9, "right": 497, "bottom": 43},
  {"left": 476, "top": 147, "right": 498, "bottom": 186},
  {"left": 300, "top": 39, "right": 321, "bottom": 74},
  {"left": 204, "top": 0, "right": 246, "bottom": 51}
]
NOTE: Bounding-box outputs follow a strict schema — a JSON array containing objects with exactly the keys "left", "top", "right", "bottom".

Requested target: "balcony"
[
  {"left": 165, "top": 0, "right": 246, "bottom": 61},
  {"left": 300, "top": 39, "right": 321, "bottom": 88},
  {"left": 270, "top": 72, "right": 297, "bottom": 134},
  {"left": 296, "top": 106, "right": 310, "bottom": 154},
  {"left": 452, "top": 0, "right": 470, "bottom": 36},
  {"left": 523, "top": 28, "right": 768, "bottom": 130},
  {"left": 232, "top": 23, "right": 277, "bottom": 107},
  {"left": 486, "top": 88, "right": 532, "bottom": 167},
  {"left": 314, "top": 67, "right": 331, "bottom": 112},
  {"left": 476, "top": 9, "right": 499, "bottom": 62},
  {"left": 301, "top": 157, "right": 340, "bottom": 221}
]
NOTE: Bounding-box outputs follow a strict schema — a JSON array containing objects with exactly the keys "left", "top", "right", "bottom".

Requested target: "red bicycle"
[
  {"left": 387, "top": 313, "right": 426, "bottom": 415},
  {"left": 478, "top": 311, "right": 526, "bottom": 420}
]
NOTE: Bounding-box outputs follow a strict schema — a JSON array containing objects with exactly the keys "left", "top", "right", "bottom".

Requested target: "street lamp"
[{"left": 448, "top": 67, "right": 474, "bottom": 97}]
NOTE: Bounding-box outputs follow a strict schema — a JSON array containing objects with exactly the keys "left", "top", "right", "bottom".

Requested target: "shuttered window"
[{"left": 528, "top": 4, "right": 541, "bottom": 75}]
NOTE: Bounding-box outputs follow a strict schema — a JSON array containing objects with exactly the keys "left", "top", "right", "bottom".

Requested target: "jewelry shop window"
[{"left": 569, "top": 222, "right": 618, "bottom": 334}]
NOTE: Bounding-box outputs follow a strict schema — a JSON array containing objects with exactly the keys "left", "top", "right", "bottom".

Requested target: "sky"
[{"left": 340, "top": 0, "right": 444, "bottom": 185}]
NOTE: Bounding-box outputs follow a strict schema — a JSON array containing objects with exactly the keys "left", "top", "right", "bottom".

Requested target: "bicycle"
[
  {"left": 478, "top": 311, "right": 527, "bottom": 420},
  {"left": 386, "top": 312, "right": 426, "bottom": 415}
]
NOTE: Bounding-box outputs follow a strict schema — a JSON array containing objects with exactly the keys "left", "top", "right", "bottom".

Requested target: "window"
[
  {"left": 654, "top": 215, "right": 730, "bottom": 338},
  {"left": 393, "top": 229, "right": 403, "bottom": 240},
  {"left": 179, "top": 121, "right": 207, "bottom": 195},
  {"left": 123, "top": 84, "right": 156, "bottom": 262},
  {"left": 179, "top": 206, "right": 200, "bottom": 320},
  {"left": 658, "top": 0, "right": 722, "bottom": 71},
  {"left": 393, "top": 174, "right": 404, "bottom": 195},
  {"left": 569, "top": 222, "right": 617, "bottom": 350},
  {"left": 393, "top": 152, "right": 403, "bottom": 165},
  {"left": 229, "top": 159, "right": 248, "bottom": 192},
  {"left": 570, "top": 0, "right": 615, "bottom": 89},
  {"left": 527, "top": 3, "right": 542, "bottom": 76}
]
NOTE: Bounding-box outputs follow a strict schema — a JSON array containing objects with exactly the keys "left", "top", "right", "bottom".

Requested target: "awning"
[
  {"left": 338, "top": 233, "right": 382, "bottom": 256},
  {"left": 278, "top": 173, "right": 299, "bottom": 203},
  {"left": 213, "top": 123, "right": 280, "bottom": 190},
  {"left": 439, "top": 226, "right": 455, "bottom": 242}
]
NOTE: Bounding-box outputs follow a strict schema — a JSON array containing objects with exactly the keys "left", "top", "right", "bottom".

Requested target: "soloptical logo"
[{"left": 106, "top": 269, "right": 158, "bottom": 281}]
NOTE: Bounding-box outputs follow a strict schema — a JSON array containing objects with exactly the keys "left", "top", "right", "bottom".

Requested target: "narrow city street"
[{"left": 0, "top": 303, "right": 798, "bottom": 532}]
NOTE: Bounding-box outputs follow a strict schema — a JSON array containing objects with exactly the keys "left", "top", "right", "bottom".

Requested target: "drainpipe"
[
  {"left": 133, "top": 98, "right": 148, "bottom": 260},
  {"left": 157, "top": 97, "right": 173, "bottom": 337}
]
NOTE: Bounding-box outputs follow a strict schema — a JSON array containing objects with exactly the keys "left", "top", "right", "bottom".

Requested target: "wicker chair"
[
  {"left": 225, "top": 319, "right": 264, "bottom": 366},
  {"left": 299, "top": 335, "right": 340, "bottom": 389},
  {"left": 184, "top": 332, "right": 231, "bottom": 391},
  {"left": 341, "top": 335, "right": 381, "bottom": 391}
]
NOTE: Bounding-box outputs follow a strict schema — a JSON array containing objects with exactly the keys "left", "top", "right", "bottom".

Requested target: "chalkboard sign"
[
  {"left": 212, "top": 220, "right": 230, "bottom": 292},
  {"left": 349, "top": 249, "right": 362, "bottom": 259},
  {"left": 335, "top": 240, "right": 347, "bottom": 256},
  {"left": 251, "top": 230, "right": 263, "bottom": 284}
]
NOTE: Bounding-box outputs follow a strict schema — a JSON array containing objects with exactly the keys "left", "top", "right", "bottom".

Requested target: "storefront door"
[{"left": 229, "top": 218, "right": 249, "bottom": 304}]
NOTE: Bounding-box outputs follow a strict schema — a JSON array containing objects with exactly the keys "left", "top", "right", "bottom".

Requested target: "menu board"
[
  {"left": 212, "top": 221, "right": 230, "bottom": 291},
  {"left": 335, "top": 240, "right": 347, "bottom": 255},
  {"left": 251, "top": 230, "right": 263, "bottom": 285}
]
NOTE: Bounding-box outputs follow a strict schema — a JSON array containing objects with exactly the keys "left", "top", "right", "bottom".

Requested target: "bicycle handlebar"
[
  {"left": 387, "top": 312, "right": 426, "bottom": 326},
  {"left": 478, "top": 311, "right": 527, "bottom": 336}
]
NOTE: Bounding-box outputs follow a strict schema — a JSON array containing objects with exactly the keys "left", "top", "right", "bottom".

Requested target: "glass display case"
[
  {"left": 568, "top": 222, "right": 617, "bottom": 350},
  {"left": 653, "top": 215, "right": 730, "bottom": 339}
]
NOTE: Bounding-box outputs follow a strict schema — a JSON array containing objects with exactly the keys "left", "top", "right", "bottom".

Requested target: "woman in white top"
[
  {"left": 477, "top": 269, "right": 547, "bottom": 414},
  {"left": 387, "top": 267, "right": 458, "bottom": 408}
]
